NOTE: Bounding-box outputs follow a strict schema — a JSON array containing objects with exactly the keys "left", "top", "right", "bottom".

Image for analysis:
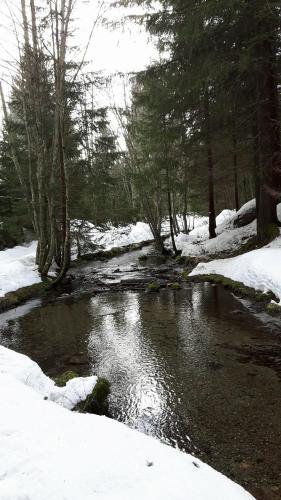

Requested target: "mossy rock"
[
  {"left": 146, "top": 281, "right": 160, "bottom": 292},
  {"left": 174, "top": 254, "right": 185, "bottom": 264},
  {"left": 138, "top": 254, "right": 148, "bottom": 262},
  {"left": 74, "top": 377, "right": 110, "bottom": 415},
  {"left": 54, "top": 370, "right": 78, "bottom": 387},
  {"left": 267, "top": 302, "right": 281, "bottom": 315},
  {"left": 0, "top": 282, "right": 48, "bottom": 312},
  {"left": 265, "top": 223, "right": 280, "bottom": 243},
  {"left": 187, "top": 273, "right": 278, "bottom": 304},
  {"left": 167, "top": 282, "right": 182, "bottom": 290},
  {"left": 182, "top": 271, "right": 190, "bottom": 281},
  {"left": 107, "top": 247, "right": 121, "bottom": 256}
]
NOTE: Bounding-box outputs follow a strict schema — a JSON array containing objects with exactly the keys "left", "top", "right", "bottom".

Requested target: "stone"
[{"left": 74, "top": 377, "right": 110, "bottom": 415}]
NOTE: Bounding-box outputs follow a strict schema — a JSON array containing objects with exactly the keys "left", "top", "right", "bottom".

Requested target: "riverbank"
[
  {"left": 0, "top": 233, "right": 161, "bottom": 313},
  {"left": 0, "top": 222, "right": 159, "bottom": 299},
  {"left": 0, "top": 214, "right": 205, "bottom": 300},
  {"left": 1, "top": 247, "right": 281, "bottom": 497},
  {"left": 171, "top": 200, "right": 281, "bottom": 313},
  {"left": 0, "top": 345, "right": 254, "bottom": 500},
  {"left": 2, "top": 200, "right": 281, "bottom": 315}
]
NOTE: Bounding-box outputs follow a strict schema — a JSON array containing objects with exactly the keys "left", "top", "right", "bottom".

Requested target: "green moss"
[
  {"left": 265, "top": 223, "right": 280, "bottom": 243},
  {"left": 182, "top": 271, "right": 190, "bottom": 281},
  {"left": 0, "top": 282, "right": 48, "bottom": 312},
  {"left": 167, "top": 282, "right": 182, "bottom": 290},
  {"left": 174, "top": 254, "right": 185, "bottom": 264},
  {"left": 138, "top": 254, "right": 148, "bottom": 262},
  {"left": 187, "top": 273, "right": 277, "bottom": 304},
  {"left": 54, "top": 370, "right": 78, "bottom": 387},
  {"left": 267, "top": 302, "right": 281, "bottom": 315},
  {"left": 74, "top": 377, "right": 110, "bottom": 415},
  {"left": 146, "top": 281, "right": 160, "bottom": 292}
]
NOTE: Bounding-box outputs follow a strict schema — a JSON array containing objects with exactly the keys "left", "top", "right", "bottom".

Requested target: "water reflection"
[
  {"left": 87, "top": 292, "right": 169, "bottom": 440},
  {"left": 0, "top": 283, "right": 281, "bottom": 494}
]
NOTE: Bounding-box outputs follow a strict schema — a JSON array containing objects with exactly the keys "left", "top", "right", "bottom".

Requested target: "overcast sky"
[{"left": 0, "top": 0, "right": 158, "bottom": 111}]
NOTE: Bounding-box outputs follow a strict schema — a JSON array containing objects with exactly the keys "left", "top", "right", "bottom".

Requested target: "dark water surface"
[{"left": 1, "top": 253, "right": 281, "bottom": 499}]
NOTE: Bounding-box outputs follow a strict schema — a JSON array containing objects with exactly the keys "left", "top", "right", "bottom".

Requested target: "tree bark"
[
  {"left": 256, "top": 35, "right": 281, "bottom": 241},
  {"left": 232, "top": 114, "right": 239, "bottom": 211},
  {"left": 204, "top": 90, "right": 216, "bottom": 239}
]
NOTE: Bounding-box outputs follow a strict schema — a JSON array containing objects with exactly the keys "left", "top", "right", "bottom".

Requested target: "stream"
[{"left": 0, "top": 246, "right": 281, "bottom": 499}]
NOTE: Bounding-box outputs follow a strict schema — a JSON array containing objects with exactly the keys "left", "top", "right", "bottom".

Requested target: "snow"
[
  {"left": 236, "top": 199, "right": 256, "bottom": 215},
  {"left": 84, "top": 221, "right": 155, "bottom": 250},
  {"left": 0, "top": 220, "right": 160, "bottom": 296},
  {"left": 172, "top": 207, "right": 254, "bottom": 258},
  {"left": 0, "top": 241, "right": 40, "bottom": 297},
  {"left": 73, "top": 215, "right": 207, "bottom": 255},
  {"left": 165, "top": 199, "right": 281, "bottom": 302},
  {"left": 0, "top": 346, "right": 97, "bottom": 410},
  {"left": 0, "top": 346, "right": 254, "bottom": 500},
  {"left": 190, "top": 235, "right": 281, "bottom": 302}
]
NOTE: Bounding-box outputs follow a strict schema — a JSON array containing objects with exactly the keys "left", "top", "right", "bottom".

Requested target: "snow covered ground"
[
  {"left": 190, "top": 235, "right": 281, "bottom": 303},
  {"left": 75, "top": 220, "right": 156, "bottom": 251},
  {"left": 1, "top": 201, "right": 280, "bottom": 304},
  {"left": 187, "top": 199, "right": 281, "bottom": 303},
  {"left": 0, "top": 346, "right": 254, "bottom": 500},
  {"left": 0, "top": 216, "right": 198, "bottom": 296},
  {"left": 0, "top": 241, "right": 40, "bottom": 297},
  {"left": 73, "top": 215, "right": 209, "bottom": 254},
  {"left": 0, "top": 222, "right": 157, "bottom": 296},
  {"left": 0, "top": 345, "right": 97, "bottom": 409},
  {"left": 171, "top": 206, "right": 256, "bottom": 258}
]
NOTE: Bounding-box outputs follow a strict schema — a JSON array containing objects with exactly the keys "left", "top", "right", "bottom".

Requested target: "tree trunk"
[
  {"left": 204, "top": 90, "right": 216, "bottom": 239},
  {"left": 256, "top": 36, "right": 281, "bottom": 242},
  {"left": 232, "top": 115, "right": 239, "bottom": 211},
  {"left": 166, "top": 168, "right": 178, "bottom": 254}
]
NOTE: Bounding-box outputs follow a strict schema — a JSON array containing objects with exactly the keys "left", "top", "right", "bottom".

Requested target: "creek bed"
[{"left": 0, "top": 249, "right": 281, "bottom": 499}]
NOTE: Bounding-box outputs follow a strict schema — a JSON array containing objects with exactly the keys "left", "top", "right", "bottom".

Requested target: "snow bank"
[
  {"left": 74, "top": 215, "right": 206, "bottom": 255},
  {"left": 0, "top": 241, "right": 40, "bottom": 297},
  {"left": 190, "top": 235, "right": 281, "bottom": 302},
  {"left": 181, "top": 221, "right": 256, "bottom": 258},
  {"left": 0, "top": 346, "right": 97, "bottom": 410},
  {"left": 0, "top": 220, "right": 158, "bottom": 296},
  {"left": 87, "top": 221, "right": 154, "bottom": 250},
  {"left": 186, "top": 199, "right": 281, "bottom": 301},
  {"left": 0, "top": 347, "right": 253, "bottom": 500},
  {"left": 236, "top": 199, "right": 256, "bottom": 216},
  {"left": 173, "top": 208, "right": 253, "bottom": 257},
  {"left": 175, "top": 199, "right": 281, "bottom": 258}
]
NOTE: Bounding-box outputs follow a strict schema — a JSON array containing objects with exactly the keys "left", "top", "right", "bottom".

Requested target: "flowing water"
[{"left": 0, "top": 249, "right": 281, "bottom": 499}]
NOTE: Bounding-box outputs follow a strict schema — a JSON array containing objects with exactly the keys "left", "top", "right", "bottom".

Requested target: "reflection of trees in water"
[{"left": 2, "top": 300, "right": 93, "bottom": 375}]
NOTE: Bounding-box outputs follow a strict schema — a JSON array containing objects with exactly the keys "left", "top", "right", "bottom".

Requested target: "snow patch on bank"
[
  {"left": 73, "top": 215, "right": 207, "bottom": 255},
  {"left": 190, "top": 236, "right": 281, "bottom": 302},
  {"left": 82, "top": 221, "right": 155, "bottom": 250},
  {"left": 0, "top": 347, "right": 254, "bottom": 500},
  {"left": 172, "top": 204, "right": 256, "bottom": 257},
  {"left": 0, "top": 241, "right": 40, "bottom": 297},
  {"left": 0, "top": 346, "right": 97, "bottom": 410},
  {"left": 0, "top": 220, "right": 159, "bottom": 296},
  {"left": 186, "top": 199, "right": 281, "bottom": 301}
]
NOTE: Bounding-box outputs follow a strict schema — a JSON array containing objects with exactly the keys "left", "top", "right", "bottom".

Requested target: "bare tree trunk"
[
  {"left": 256, "top": 36, "right": 281, "bottom": 242},
  {"left": 232, "top": 114, "right": 239, "bottom": 211},
  {"left": 51, "top": 0, "right": 73, "bottom": 284},
  {"left": 204, "top": 89, "right": 216, "bottom": 239},
  {"left": 166, "top": 167, "right": 178, "bottom": 254}
]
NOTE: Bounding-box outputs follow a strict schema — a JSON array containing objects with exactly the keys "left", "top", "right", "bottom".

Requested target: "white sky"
[{"left": 0, "top": 0, "right": 158, "bottom": 110}]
